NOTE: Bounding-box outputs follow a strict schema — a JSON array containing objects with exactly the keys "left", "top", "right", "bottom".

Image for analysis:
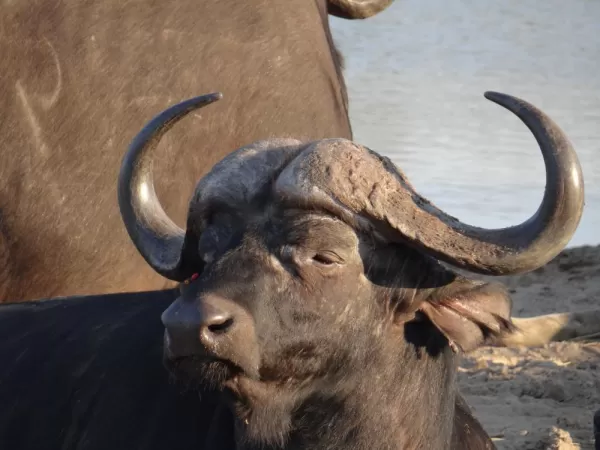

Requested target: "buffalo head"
[{"left": 117, "top": 92, "right": 584, "bottom": 448}]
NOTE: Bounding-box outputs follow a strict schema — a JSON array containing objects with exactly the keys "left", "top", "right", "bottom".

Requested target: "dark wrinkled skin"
[
  {"left": 0, "top": 209, "right": 502, "bottom": 450},
  {"left": 159, "top": 200, "right": 506, "bottom": 449},
  {"left": 0, "top": 289, "right": 224, "bottom": 450},
  {"left": 0, "top": 0, "right": 394, "bottom": 302}
]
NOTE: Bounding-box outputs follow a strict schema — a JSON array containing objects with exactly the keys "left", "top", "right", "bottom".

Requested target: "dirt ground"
[{"left": 458, "top": 245, "right": 600, "bottom": 449}]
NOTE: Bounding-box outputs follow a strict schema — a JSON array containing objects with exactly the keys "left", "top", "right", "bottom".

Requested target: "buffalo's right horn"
[{"left": 118, "top": 93, "right": 223, "bottom": 281}]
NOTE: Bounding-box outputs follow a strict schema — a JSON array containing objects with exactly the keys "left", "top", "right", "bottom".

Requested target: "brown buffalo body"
[{"left": 0, "top": 0, "right": 393, "bottom": 302}]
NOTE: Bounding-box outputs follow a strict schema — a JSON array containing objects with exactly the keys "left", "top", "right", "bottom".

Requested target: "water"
[{"left": 330, "top": 0, "right": 600, "bottom": 248}]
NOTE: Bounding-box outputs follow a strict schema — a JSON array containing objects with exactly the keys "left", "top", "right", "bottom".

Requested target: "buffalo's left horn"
[
  {"left": 278, "top": 92, "right": 584, "bottom": 276},
  {"left": 307, "top": 92, "right": 584, "bottom": 275},
  {"left": 327, "top": 0, "right": 394, "bottom": 19},
  {"left": 398, "top": 92, "right": 585, "bottom": 275},
  {"left": 118, "top": 93, "right": 223, "bottom": 281}
]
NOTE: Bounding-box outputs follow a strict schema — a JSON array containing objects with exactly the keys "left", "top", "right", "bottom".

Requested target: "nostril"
[{"left": 207, "top": 317, "right": 234, "bottom": 334}]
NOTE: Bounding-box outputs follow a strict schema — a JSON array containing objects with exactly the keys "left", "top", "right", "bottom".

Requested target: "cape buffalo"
[
  {"left": 114, "top": 91, "right": 582, "bottom": 449},
  {"left": 0, "top": 0, "right": 393, "bottom": 303},
  {"left": 1, "top": 91, "right": 597, "bottom": 450},
  {"left": 0, "top": 288, "right": 490, "bottom": 450}
]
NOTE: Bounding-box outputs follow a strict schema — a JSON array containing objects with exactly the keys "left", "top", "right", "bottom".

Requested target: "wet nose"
[
  {"left": 161, "top": 296, "right": 234, "bottom": 355},
  {"left": 161, "top": 296, "right": 202, "bottom": 357},
  {"left": 161, "top": 294, "right": 258, "bottom": 371}
]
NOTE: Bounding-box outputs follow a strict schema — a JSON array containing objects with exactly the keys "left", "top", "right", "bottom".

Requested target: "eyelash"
[
  {"left": 280, "top": 246, "right": 340, "bottom": 267},
  {"left": 312, "top": 253, "right": 336, "bottom": 266}
]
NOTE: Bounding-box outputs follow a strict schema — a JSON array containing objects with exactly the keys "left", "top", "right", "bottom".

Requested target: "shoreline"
[{"left": 462, "top": 244, "right": 600, "bottom": 449}]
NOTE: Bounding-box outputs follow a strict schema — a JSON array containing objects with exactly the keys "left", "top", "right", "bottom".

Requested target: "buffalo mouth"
[
  {"left": 162, "top": 337, "right": 303, "bottom": 404},
  {"left": 162, "top": 335, "right": 245, "bottom": 392},
  {"left": 162, "top": 350, "right": 288, "bottom": 422}
]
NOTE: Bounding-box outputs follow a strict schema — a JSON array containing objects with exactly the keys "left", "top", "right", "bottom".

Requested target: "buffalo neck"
[{"left": 234, "top": 323, "right": 459, "bottom": 450}]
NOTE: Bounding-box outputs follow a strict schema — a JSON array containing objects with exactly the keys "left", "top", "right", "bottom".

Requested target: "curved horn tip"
[
  {"left": 124, "top": 91, "right": 224, "bottom": 157},
  {"left": 483, "top": 90, "right": 504, "bottom": 100},
  {"left": 177, "top": 92, "right": 224, "bottom": 110},
  {"left": 187, "top": 91, "right": 223, "bottom": 106},
  {"left": 209, "top": 91, "right": 224, "bottom": 101},
  {"left": 483, "top": 91, "right": 536, "bottom": 115},
  {"left": 483, "top": 90, "right": 518, "bottom": 106}
]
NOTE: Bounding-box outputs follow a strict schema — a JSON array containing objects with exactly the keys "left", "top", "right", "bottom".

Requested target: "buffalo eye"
[
  {"left": 280, "top": 246, "right": 343, "bottom": 268},
  {"left": 311, "top": 251, "right": 342, "bottom": 266}
]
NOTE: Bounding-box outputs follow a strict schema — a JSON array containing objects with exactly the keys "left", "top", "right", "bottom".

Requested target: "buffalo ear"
[{"left": 418, "top": 279, "right": 516, "bottom": 353}]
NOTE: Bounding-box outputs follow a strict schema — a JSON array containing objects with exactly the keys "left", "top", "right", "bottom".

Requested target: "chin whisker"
[{"left": 163, "top": 354, "right": 237, "bottom": 392}]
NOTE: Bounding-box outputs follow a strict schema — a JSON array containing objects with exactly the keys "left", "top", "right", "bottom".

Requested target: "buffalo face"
[
  {"left": 158, "top": 200, "right": 515, "bottom": 446},
  {"left": 118, "top": 91, "right": 584, "bottom": 447},
  {"left": 160, "top": 206, "right": 389, "bottom": 433}
]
